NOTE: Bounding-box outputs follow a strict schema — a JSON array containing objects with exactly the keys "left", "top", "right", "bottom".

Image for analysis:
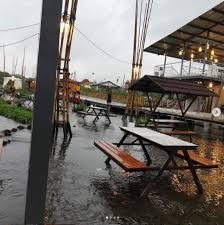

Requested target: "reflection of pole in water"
[{"left": 46, "top": 143, "right": 70, "bottom": 222}]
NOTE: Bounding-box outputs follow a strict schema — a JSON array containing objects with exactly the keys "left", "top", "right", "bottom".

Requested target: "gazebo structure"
[{"left": 129, "top": 75, "right": 217, "bottom": 135}]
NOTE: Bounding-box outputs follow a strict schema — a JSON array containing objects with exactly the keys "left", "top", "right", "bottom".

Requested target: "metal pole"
[
  {"left": 180, "top": 43, "right": 185, "bottom": 76},
  {"left": 203, "top": 31, "right": 210, "bottom": 74},
  {"left": 162, "top": 53, "right": 167, "bottom": 77},
  {"left": 24, "top": 0, "right": 62, "bottom": 223},
  {"left": 188, "top": 59, "right": 192, "bottom": 75}
]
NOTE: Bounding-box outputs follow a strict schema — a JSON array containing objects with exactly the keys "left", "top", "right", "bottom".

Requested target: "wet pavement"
[{"left": 0, "top": 114, "right": 224, "bottom": 224}]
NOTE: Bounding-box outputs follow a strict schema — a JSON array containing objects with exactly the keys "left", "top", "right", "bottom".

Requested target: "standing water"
[{"left": 0, "top": 114, "right": 224, "bottom": 224}]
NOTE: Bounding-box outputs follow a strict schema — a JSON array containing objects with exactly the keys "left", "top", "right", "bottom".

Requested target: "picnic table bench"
[
  {"left": 148, "top": 118, "right": 197, "bottom": 141},
  {"left": 94, "top": 126, "right": 218, "bottom": 196},
  {"left": 94, "top": 141, "right": 149, "bottom": 172},
  {"left": 78, "top": 105, "right": 112, "bottom": 124}
]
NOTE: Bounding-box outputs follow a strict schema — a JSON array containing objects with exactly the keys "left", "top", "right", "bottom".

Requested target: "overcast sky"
[{"left": 0, "top": 0, "right": 223, "bottom": 84}]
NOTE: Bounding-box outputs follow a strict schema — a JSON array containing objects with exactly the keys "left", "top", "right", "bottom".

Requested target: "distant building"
[
  {"left": 80, "top": 79, "right": 93, "bottom": 89},
  {"left": 3, "top": 76, "right": 22, "bottom": 89},
  {"left": 92, "top": 81, "right": 120, "bottom": 90}
]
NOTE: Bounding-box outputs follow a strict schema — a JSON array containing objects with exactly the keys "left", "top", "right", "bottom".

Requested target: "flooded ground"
[{"left": 0, "top": 114, "right": 224, "bottom": 224}]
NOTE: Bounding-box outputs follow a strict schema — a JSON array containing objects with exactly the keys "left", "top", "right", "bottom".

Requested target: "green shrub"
[
  {"left": 72, "top": 102, "right": 87, "bottom": 112},
  {"left": 0, "top": 100, "right": 32, "bottom": 124},
  {"left": 136, "top": 115, "right": 150, "bottom": 126}
]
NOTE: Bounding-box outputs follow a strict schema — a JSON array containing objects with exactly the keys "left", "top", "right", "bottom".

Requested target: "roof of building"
[
  {"left": 92, "top": 81, "right": 120, "bottom": 88},
  {"left": 129, "top": 75, "right": 217, "bottom": 97},
  {"left": 144, "top": 2, "right": 224, "bottom": 64}
]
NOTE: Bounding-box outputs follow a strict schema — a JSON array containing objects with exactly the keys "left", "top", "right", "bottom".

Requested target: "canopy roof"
[
  {"left": 129, "top": 75, "right": 217, "bottom": 97},
  {"left": 144, "top": 2, "right": 224, "bottom": 64}
]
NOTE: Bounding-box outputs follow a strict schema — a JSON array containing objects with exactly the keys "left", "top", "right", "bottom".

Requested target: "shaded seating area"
[
  {"left": 94, "top": 126, "right": 218, "bottom": 195},
  {"left": 94, "top": 76, "right": 218, "bottom": 196},
  {"left": 129, "top": 75, "right": 217, "bottom": 140}
]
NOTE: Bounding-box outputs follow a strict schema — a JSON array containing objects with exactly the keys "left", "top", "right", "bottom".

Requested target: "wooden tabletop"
[
  {"left": 120, "top": 127, "right": 198, "bottom": 150},
  {"left": 87, "top": 106, "right": 108, "bottom": 111},
  {"left": 150, "top": 119, "right": 186, "bottom": 124}
]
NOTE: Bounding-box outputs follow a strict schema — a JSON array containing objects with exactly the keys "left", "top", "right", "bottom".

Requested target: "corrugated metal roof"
[
  {"left": 129, "top": 75, "right": 217, "bottom": 96},
  {"left": 144, "top": 2, "right": 224, "bottom": 64}
]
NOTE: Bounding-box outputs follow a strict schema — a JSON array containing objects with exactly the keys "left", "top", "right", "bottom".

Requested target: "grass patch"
[
  {"left": 136, "top": 115, "right": 150, "bottom": 126},
  {"left": 0, "top": 100, "right": 32, "bottom": 124},
  {"left": 72, "top": 102, "right": 87, "bottom": 112}
]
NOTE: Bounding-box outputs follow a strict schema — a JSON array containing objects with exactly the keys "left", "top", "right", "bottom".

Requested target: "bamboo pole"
[{"left": 125, "top": 0, "right": 153, "bottom": 118}]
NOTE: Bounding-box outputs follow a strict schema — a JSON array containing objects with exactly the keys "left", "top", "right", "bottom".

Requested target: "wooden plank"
[
  {"left": 137, "top": 124, "right": 174, "bottom": 128},
  {"left": 94, "top": 141, "right": 149, "bottom": 172},
  {"left": 77, "top": 111, "right": 95, "bottom": 116},
  {"left": 150, "top": 119, "right": 186, "bottom": 124},
  {"left": 161, "top": 130, "right": 197, "bottom": 136},
  {"left": 120, "top": 127, "right": 198, "bottom": 150},
  {"left": 88, "top": 106, "right": 108, "bottom": 111},
  {"left": 176, "top": 150, "right": 218, "bottom": 167},
  {"left": 97, "top": 141, "right": 147, "bottom": 171}
]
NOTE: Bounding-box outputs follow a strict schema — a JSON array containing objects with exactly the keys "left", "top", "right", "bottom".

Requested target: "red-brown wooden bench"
[
  {"left": 176, "top": 150, "right": 218, "bottom": 168},
  {"left": 94, "top": 141, "right": 149, "bottom": 172}
]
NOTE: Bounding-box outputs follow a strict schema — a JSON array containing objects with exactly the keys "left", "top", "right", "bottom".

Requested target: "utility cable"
[
  {"left": 75, "top": 26, "right": 131, "bottom": 65},
  {"left": 0, "top": 23, "right": 40, "bottom": 32},
  {"left": 0, "top": 22, "right": 131, "bottom": 65},
  {"left": 0, "top": 33, "right": 39, "bottom": 48}
]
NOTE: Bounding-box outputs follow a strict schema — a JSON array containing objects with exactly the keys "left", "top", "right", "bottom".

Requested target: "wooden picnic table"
[
  {"left": 94, "top": 126, "right": 218, "bottom": 196},
  {"left": 148, "top": 118, "right": 196, "bottom": 141},
  {"left": 81, "top": 105, "right": 111, "bottom": 124},
  {"left": 116, "top": 127, "right": 217, "bottom": 195}
]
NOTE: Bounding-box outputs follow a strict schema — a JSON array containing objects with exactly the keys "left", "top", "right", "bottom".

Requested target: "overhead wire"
[
  {"left": 0, "top": 33, "right": 39, "bottom": 48},
  {"left": 0, "top": 23, "right": 40, "bottom": 32},
  {"left": 74, "top": 26, "right": 131, "bottom": 65},
  {"left": 0, "top": 22, "right": 131, "bottom": 65}
]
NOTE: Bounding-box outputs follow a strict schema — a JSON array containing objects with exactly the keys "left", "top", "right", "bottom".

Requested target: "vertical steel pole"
[
  {"left": 188, "top": 59, "right": 192, "bottom": 75},
  {"left": 180, "top": 44, "right": 185, "bottom": 76},
  {"left": 203, "top": 31, "right": 210, "bottom": 74},
  {"left": 162, "top": 53, "right": 167, "bottom": 77},
  {"left": 24, "top": 0, "right": 62, "bottom": 224}
]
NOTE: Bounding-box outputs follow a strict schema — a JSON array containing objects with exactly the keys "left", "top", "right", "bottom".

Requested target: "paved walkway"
[{"left": 81, "top": 95, "right": 224, "bottom": 124}]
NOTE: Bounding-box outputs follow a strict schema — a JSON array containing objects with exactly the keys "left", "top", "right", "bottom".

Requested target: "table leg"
[
  {"left": 105, "top": 111, "right": 111, "bottom": 124},
  {"left": 93, "top": 109, "right": 100, "bottom": 123},
  {"left": 138, "top": 138, "right": 152, "bottom": 165},
  {"left": 105, "top": 132, "right": 129, "bottom": 165},
  {"left": 183, "top": 150, "right": 203, "bottom": 194},
  {"left": 83, "top": 107, "right": 90, "bottom": 119},
  {"left": 140, "top": 151, "right": 175, "bottom": 198},
  {"left": 154, "top": 152, "right": 174, "bottom": 179}
]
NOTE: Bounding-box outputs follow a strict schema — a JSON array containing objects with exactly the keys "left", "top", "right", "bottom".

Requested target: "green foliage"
[
  {"left": 80, "top": 86, "right": 128, "bottom": 97},
  {"left": 0, "top": 100, "right": 32, "bottom": 124},
  {"left": 16, "top": 88, "right": 30, "bottom": 97},
  {"left": 72, "top": 102, "right": 87, "bottom": 112},
  {"left": 136, "top": 115, "right": 150, "bottom": 126}
]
